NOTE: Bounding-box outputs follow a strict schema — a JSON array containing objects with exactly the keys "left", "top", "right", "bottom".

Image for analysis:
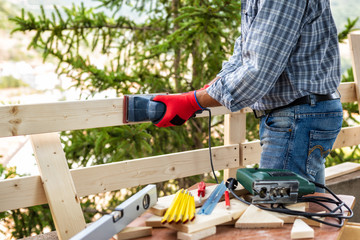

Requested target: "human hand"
[{"left": 152, "top": 91, "right": 203, "bottom": 127}]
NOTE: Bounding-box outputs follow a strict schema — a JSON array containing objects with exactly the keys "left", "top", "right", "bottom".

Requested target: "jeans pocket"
[
  {"left": 264, "top": 115, "right": 293, "bottom": 133},
  {"left": 306, "top": 128, "right": 341, "bottom": 177}
]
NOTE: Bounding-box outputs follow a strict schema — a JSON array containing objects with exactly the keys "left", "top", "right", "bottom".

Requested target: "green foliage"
[
  {"left": 0, "top": 75, "right": 29, "bottom": 89},
  {"left": 338, "top": 17, "right": 359, "bottom": 43}
]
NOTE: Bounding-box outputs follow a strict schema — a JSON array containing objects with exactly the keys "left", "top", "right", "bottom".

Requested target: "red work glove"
[
  {"left": 200, "top": 84, "right": 210, "bottom": 90},
  {"left": 152, "top": 91, "right": 204, "bottom": 127}
]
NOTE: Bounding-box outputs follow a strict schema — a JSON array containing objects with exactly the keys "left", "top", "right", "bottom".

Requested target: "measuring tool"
[
  {"left": 236, "top": 168, "right": 316, "bottom": 204},
  {"left": 71, "top": 185, "right": 157, "bottom": 240},
  {"left": 198, "top": 181, "right": 227, "bottom": 215}
]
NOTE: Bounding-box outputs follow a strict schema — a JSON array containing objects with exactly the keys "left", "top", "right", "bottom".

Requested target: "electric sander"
[{"left": 123, "top": 94, "right": 167, "bottom": 124}]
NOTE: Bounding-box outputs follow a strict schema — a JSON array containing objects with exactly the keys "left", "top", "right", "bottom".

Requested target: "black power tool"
[{"left": 123, "top": 95, "right": 167, "bottom": 123}]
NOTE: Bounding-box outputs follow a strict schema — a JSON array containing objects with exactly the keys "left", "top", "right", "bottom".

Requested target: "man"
[{"left": 152, "top": 0, "right": 343, "bottom": 192}]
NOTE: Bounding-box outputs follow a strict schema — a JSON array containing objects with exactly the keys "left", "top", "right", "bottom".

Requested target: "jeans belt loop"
[{"left": 310, "top": 94, "right": 316, "bottom": 106}]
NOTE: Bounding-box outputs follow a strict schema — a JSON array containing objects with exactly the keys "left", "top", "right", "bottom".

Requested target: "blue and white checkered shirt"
[{"left": 207, "top": 0, "right": 341, "bottom": 111}]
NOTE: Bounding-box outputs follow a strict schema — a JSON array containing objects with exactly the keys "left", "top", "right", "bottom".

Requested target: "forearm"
[{"left": 196, "top": 76, "right": 222, "bottom": 108}]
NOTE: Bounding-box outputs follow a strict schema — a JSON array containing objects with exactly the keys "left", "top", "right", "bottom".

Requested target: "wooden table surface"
[{"left": 128, "top": 193, "right": 355, "bottom": 240}]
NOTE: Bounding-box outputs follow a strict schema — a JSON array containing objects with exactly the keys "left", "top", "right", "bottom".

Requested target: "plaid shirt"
[{"left": 207, "top": 0, "right": 341, "bottom": 111}]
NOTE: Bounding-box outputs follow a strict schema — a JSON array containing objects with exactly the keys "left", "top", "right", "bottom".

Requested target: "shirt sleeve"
[
  {"left": 208, "top": 0, "right": 308, "bottom": 112},
  {"left": 217, "top": 36, "right": 243, "bottom": 78}
]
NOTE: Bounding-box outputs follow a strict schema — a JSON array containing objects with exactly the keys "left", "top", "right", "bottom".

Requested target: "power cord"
[
  {"left": 226, "top": 177, "right": 353, "bottom": 228},
  {"left": 203, "top": 108, "right": 218, "bottom": 184}
]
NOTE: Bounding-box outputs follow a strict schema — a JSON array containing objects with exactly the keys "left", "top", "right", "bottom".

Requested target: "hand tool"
[
  {"left": 236, "top": 168, "right": 316, "bottom": 204},
  {"left": 176, "top": 191, "right": 190, "bottom": 223},
  {"left": 168, "top": 190, "right": 186, "bottom": 224},
  {"left": 161, "top": 190, "right": 195, "bottom": 224},
  {"left": 198, "top": 181, "right": 227, "bottom": 215},
  {"left": 224, "top": 190, "right": 230, "bottom": 209},
  {"left": 70, "top": 184, "right": 157, "bottom": 240},
  {"left": 161, "top": 189, "right": 183, "bottom": 224},
  {"left": 197, "top": 181, "right": 206, "bottom": 203}
]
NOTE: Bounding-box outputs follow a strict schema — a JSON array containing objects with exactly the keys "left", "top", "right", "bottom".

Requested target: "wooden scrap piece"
[
  {"left": 177, "top": 226, "right": 216, "bottom": 240},
  {"left": 341, "top": 222, "right": 360, "bottom": 240},
  {"left": 145, "top": 215, "right": 164, "bottom": 228},
  {"left": 166, "top": 199, "right": 248, "bottom": 234},
  {"left": 116, "top": 226, "right": 152, "bottom": 240},
  {"left": 235, "top": 204, "right": 284, "bottom": 229},
  {"left": 291, "top": 219, "right": 314, "bottom": 239},
  {"left": 268, "top": 202, "right": 308, "bottom": 224},
  {"left": 325, "top": 162, "right": 360, "bottom": 180}
]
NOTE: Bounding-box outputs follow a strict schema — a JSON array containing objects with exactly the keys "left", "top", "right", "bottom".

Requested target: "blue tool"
[
  {"left": 123, "top": 94, "right": 166, "bottom": 123},
  {"left": 198, "top": 181, "right": 227, "bottom": 215}
]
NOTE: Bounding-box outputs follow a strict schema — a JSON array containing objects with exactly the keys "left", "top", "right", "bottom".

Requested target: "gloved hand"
[
  {"left": 152, "top": 91, "right": 204, "bottom": 127},
  {"left": 200, "top": 84, "right": 210, "bottom": 90}
]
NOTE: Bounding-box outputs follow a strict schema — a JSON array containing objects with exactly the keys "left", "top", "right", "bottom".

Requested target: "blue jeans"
[{"left": 259, "top": 98, "right": 343, "bottom": 192}]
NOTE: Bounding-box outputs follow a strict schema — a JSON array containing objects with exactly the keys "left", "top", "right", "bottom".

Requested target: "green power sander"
[{"left": 236, "top": 168, "right": 316, "bottom": 204}]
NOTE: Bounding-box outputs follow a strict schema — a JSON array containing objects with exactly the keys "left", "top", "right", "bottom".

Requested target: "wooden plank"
[
  {"left": 333, "top": 126, "right": 360, "bottom": 149},
  {"left": 235, "top": 204, "right": 284, "bottom": 229},
  {"left": 0, "top": 145, "right": 238, "bottom": 212},
  {"left": 31, "top": 133, "right": 86, "bottom": 240},
  {"left": 165, "top": 199, "right": 248, "bottom": 234},
  {"left": 268, "top": 202, "right": 307, "bottom": 224},
  {"left": 241, "top": 140, "right": 261, "bottom": 166},
  {"left": 0, "top": 81, "right": 354, "bottom": 138},
  {"left": 325, "top": 162, "right": 360, "bottom": 181},
  {"left": 340, "top": 225, "right": 360, "bottom": 240},
  {"left": 349, "top": 33, "right": 360, "bottom": 112},
  {"left": 0, "top": 175, "right": 47, "bottom": 212},
  {"left": 145, "top": 215, "right": 164, "bottom": 228},
  {"left": 290, "top": 219, "right": 314, "bottom": 239},
  {"left": 224, "top": 112, "right": 246, "bottom": 179},
  {"left": 338, "top": 82, "right": 357, "bottom": 103},
  {"left": 116, "top": 226, "right": 152, "bottom": 240},
  {"left": 71, "top": 144, "right": 239, "bottom": 197},
  {"left": 177, "top": 226, "right": 216, "bottom": 240},
  {"left": 0, "top": 99, "right": 232, "bottom": 138},
  {"left": 0, "top": 98, "right": 124, "bottom": 137}
]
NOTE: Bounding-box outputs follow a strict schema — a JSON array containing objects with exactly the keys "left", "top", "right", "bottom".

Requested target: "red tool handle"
[
  {"left": 225, "top": 190, "right": 230, "bottom": 208},
  {"left": 198, "top": 181, "right": 206, "bottom": 197}
]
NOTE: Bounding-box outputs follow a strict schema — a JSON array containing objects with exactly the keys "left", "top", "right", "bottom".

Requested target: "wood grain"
[
  {"left": 0, "top": 145, "right": 238, "bottom": 212},
  {"left": 31, "top": 133, "right": 86, "bottom": 240}
]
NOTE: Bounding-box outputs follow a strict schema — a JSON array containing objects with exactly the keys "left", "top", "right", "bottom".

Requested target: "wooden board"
[
  {"left": 177, "top": 226, "right": 216, "bottom": 240},
  {"left": 0, "top": 145, "right": 238, "bottom": 212},
  {"left": 31, "top": 133, "right": 86, "bottom": 240},
  {"left": 349, "top": 33, "right": 360, "bottom": 112},
  {"left": 243, "top": 126, "right": 360, "bottom": 166},
  {"left": 291, "top": 219, "right": 314, "bottom": 239},
  {"left": 116, "top": 227, "right": 152, "bottom": 240},
  {"left": 235, "top": 204, "right": 284, "bottom": 229},
  {"left": 0, "top": 99, "right": 230, "bottom": 138},
  {"left": 325, "top": 162, "right": 360, "bottom": 181},
  {"left": 333, "top": 126, "right": 360, "bottom": 149},
  {"left": 224, "top": 112, "right": 246, "bottom": 179},
  {"left": 340, "top": 223, "right": 360, "bottom": 240},
  {"left": 268, "top": 202, "right": 307, "bottom": 224},
  {"left": 165, "top": 199, "right": 248, "bottom": 234}
]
